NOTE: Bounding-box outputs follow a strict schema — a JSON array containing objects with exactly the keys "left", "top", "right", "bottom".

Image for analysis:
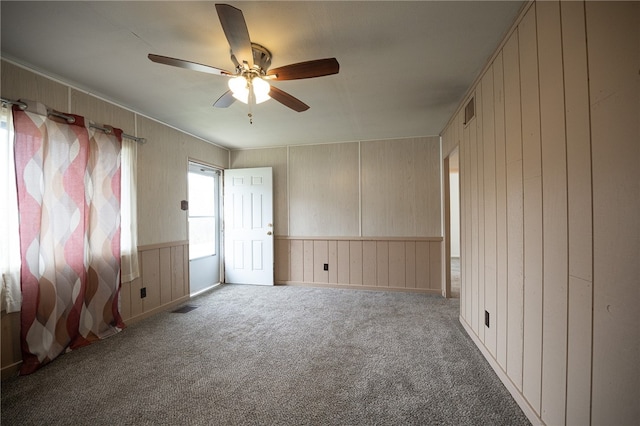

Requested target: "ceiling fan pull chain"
[{"left": 248, "top": 79, "right": 254, "bottom": 124}]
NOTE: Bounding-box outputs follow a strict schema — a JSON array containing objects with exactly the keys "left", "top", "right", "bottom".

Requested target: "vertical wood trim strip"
[
  {"left": 362, "top": 241, "right": 377, "bottom": 286},
  {"left": 470, "top": 101, "right": 479, "bottom": 333},
  {"left": 336, "top": 241, "right": 349, "bottom": 284},
  {"left": 561, "top": 2, "right": 592, "bottom": 424},
  {"left": 520, "top": 3, "right": 544, "bottom": 413},
  {"left": 405, "top": 241, "right": 416, "bottom": 289},
  {"left": 494, "top": 50, "right": 509, "bottom": 370},
  {"left": 537, "top": 2, "right": 569, "bottom": 423},
  {"left": 504, "top": 28, "right": 525, "bottom": 391},
  {"left": 376, "top": 241, "right": 389, "bottom": 287},
  {"left": 429, "top": 241, "right": 442, "bottom": 291},
  {"left": 415, "top": 241, "right": 430, "bottom": 290},
  {"left": 160, "top": 247, "right": 172, "bottom": 305},
  {"left": 290, "top": 240, "right": 304, "bottom": 282},
  {"left": 303, "top": 240, "right": 314, "bottom": 282},
  {"left": 388, "top": 241, "right": 406, "bottom": 288},
  {"left": 476, "top": 80, "right": 486, "bottom": 343},
  {"left": 444, "top": 157, "right": 452, "bottom": 297},
  {"left": 464, "top": 113, "right": 473, "bottom": 322},
  {"left": 328, "top": 240, "right": 338, "bottom": 284},
  {"left": 287, "top": 145, "right": 290, "bottom": 236},
  {"left": 349, "top": 240, "right": 363, "bottom": 285},
  {"left": 482, "top": 66, "right": 498, "bottom": 355},
  {"left": 358, "top": 141, "right": 362, "bottom": 237}
]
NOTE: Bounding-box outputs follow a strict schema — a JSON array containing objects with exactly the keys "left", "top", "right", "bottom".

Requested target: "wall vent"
[{"left": 464, "top": 96, "right": 475, "bottom": 125}]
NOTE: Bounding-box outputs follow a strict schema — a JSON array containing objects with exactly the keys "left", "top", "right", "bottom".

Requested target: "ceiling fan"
[{"left": 148, "top": 3, "right": 339, "bottom": 116}]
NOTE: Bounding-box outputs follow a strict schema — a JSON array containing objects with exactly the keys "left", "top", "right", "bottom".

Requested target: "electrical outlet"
[
  {"left": 140, "top": 287, "right": 147, "bottom": 299},
  {"left": 485, "top": 310, "right": 490, "bottom": 328},
  {"left": 323, "top": 263, "right": 329, "bottom": 271}
]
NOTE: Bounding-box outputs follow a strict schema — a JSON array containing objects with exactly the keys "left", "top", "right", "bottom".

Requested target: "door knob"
[{"left": 267, "top": 231, "right": 273, "bottom": 236}]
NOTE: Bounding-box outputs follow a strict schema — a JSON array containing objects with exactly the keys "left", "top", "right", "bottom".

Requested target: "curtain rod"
[{"left": 1, "top": 97, "right": 146, "bottom": 144}]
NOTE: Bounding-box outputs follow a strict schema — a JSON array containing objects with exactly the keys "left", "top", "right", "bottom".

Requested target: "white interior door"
[{"left": 223, "top": 167, "right": 273, "bottom": 285}]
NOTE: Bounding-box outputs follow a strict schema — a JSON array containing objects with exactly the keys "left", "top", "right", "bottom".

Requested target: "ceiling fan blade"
[
  {"left": 148, "top": 54, "right": 231, "bottom": 76},
  {"left": 213, "top": 90, "right": 236, "bottom": 108},
  {"left": 269, "top": 86, "right": 310, "bottom": 112},
  {"left": 215, "top": 4, "right": 254, "bottom": 68},
  {"left": 266, "top": 58, "right": 339, "bottom": 81}
]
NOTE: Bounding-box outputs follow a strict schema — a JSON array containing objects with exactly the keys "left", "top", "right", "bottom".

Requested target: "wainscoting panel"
[
  {"left": 120, "top": 241, "right": 190, "bottom": 324},
  {"left": 1, "top": 310, "right": 21, "bottom": 379},
  {"left": 276, "top": 237, "right": 443, "bottom": 294},
  {"left": 416, "top": 242, "right": 430, "bottom": 291},
  {"left": 349, "top": 241, "right": 363, "bottom": 285},
  {"left": 171, "top": 245, "right": 188, "bottom": 300}
]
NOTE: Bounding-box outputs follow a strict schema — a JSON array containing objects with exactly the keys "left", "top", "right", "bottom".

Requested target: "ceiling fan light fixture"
[
  {"left": 149, "top": 4, "right": 340, "bottom": 113},
  {"left": 252, "top": 77, "right": 271, "bottom": 104},
  {"left": 228, "top": 76, "right": 249, "bottom": 103}
]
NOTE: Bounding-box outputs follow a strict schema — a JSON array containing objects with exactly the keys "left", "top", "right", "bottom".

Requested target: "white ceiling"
[{"left": 1, "top": 1, "right": 523, "bottom": 149}]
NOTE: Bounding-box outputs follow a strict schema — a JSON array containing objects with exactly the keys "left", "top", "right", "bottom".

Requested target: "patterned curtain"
[{"left": 13, "top": 101, "right": 124, "bottom": 375}]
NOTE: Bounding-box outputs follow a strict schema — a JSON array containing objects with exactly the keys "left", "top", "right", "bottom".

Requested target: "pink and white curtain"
[{"left": 13, "top": 101, "right": 124, "bottom": 375}]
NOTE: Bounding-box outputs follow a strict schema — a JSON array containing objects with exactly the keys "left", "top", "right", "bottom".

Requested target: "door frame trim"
[{"left": 187, "top": 158, "right": 224, "bottom": 292}]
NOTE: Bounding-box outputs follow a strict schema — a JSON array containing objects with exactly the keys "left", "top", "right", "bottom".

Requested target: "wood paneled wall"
[
  {"left": 441, "top": 1, "right": 639, "bottom": 424},
  {"left": 0, "top": 310, "right": 21, "bottom": 379},
  {"left": 231, "top": 136, "right": 442, "bottom": 239},
  {"left": 136, "top": 116, "right": 228, "bottom": 246},
  {"left": 276, "top": 237, "right": 442, "bottom": 293},
  {"left": 289, "top": 143, "right": 360, "bottom": 236},
  {"left": 361, "top": 138, "right": 441, "bottom": 237},
  {"left": 232, "top": 138, "right": 443, "bottom": 294},
  {"left": 120, "top": 242, "right": 190, "bottom": 323}
]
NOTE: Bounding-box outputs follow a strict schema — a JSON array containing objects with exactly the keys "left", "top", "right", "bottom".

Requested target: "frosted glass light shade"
[
  {"left": 228, "top": 76, "right": 249, "bottom": 104},
  {"left": 252, "top": 77, "right": 271, "bottom": 104},
  {"left": 228, "top": 75, "right": 271, "bottom": 105}
]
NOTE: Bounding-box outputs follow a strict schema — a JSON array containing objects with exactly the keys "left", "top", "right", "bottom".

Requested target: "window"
[
  {"left": 0, "top": 105, "right": 21, "bottom": 312},
  {"left": 188, "top": 168, "right": 217, "bottom": 260}
]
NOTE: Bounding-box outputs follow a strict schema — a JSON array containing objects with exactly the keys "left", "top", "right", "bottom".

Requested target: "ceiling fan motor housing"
[
  {"left": 251, "top": 43, "right": 272, "bottom": 72},
  {"left": 232, "top": 43, "right": 272, "bottom": 74}
]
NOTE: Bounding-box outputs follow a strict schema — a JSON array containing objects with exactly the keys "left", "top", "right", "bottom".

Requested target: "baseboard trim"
[
  {"left": 1, "top": 360, "right": 21, "bottom": 380},
  {"left": 278, "top": 281, "right": 442, "bottom": 295},
  {"left": 276, "top": 236, "right": 444, "bottom": 242},
  {"left": 124, "top": 295, "right": 191, "bottom": 325},
  {"left": 459, "top": 316, "right": 544, "bottom": 426},
  {"left": 190, "top": 282, "right": 222, "bottom": 298}
]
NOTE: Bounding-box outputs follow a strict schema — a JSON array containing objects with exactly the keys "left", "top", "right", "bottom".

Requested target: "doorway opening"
[
  {"left": 188, "top": 161, "right": 222, "bottom": 295},
  {"left": 444, "top": 149, "right": 461, "bottom": 298}
]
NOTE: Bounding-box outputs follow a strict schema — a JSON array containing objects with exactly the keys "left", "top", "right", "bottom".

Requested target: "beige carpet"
[{"left": 1, "top": 284, "right": 529, "bottom": 425}]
